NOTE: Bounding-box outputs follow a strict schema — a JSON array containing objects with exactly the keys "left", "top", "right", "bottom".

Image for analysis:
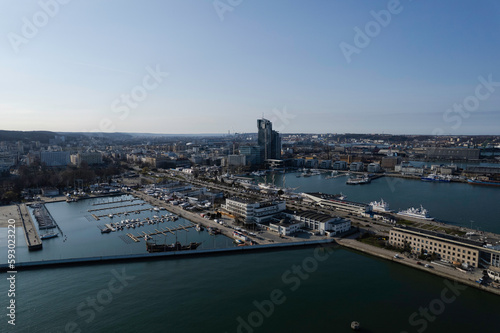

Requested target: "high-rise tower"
[{"left": 257, "top": 118, "right": 281, "bottom": 161}]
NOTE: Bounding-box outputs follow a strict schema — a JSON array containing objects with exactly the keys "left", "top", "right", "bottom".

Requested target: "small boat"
[
  {"left": 40, "top": 232, "right": 59, "bottom": 240},
  {"left": 101, "top": 228, "right": 112, "bottom": 234},
  {"left": 108, "top": 214, "right": 114, "bottom": 218}
]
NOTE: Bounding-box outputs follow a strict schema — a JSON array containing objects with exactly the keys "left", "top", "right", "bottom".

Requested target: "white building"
[
  {"left": 287, "top": 210, "right": 351, "bottom": 236},
  {"left": 269, "top": 219, "right": 304, "bottom": 236},
  {"left": 222, "top": 197, "right": 286, "bottom": 224}
]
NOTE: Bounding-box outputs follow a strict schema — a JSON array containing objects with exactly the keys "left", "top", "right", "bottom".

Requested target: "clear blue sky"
[{"left": 1, "top": 0, "right": 499, "bottom": 135}]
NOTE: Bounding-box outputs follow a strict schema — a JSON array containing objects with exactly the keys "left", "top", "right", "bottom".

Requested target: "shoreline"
[{"left": 337, "top": 238, "right": 500, "bottom": 297}]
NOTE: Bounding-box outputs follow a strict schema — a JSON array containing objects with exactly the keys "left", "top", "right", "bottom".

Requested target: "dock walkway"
[{"left": 19, "top": 204, "right": 42, "bottom": 251}]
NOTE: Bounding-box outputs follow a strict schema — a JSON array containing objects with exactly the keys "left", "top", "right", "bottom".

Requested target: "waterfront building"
[
  {"left": 257, "top": 118, "right": 281, "bottom": 161},
  {"left": 388, "top": 226, "right": 494, "bottom": 268},
  {"left": 332, "top": 161, "right": 347, "bottom": 170},
  {"left": 287, "top": 210, "right": 351, "bottom": 236},
  {"left": 293, "top": 158, "right": 305, "bottom": 168},
  {"left": 221, "top": 197, "right": 286, "bottom": 224},
  {"left": 304, "top": 158, "right": 319, "bottom": 169},
  {"left": 302, "top": 192, "right": 371, "bottom": 215},
  {"left": 268, "top": 218, "right": 304, "bottom": 236},
  {"left": 349, "top": 162, "right": 364, "bottom": 172},
  {"left": 381, "top": 156, "right": 401, "bottom": 170},
  {"left": 319, "top": 160, "right": 332, "bottom": 169}
]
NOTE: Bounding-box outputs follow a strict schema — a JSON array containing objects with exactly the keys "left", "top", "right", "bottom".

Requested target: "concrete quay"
[
  {"left": 18, "top": 204, "right": 42, "bottom": 251},
  {"left": 337, "top": 237, "right": 500, "bottom": 297},
  {"left": 0, "top": 239, "right": 336, "bottom": 272}
]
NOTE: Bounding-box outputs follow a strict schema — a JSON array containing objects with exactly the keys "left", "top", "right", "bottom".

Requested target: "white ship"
[
  {"left": 369, "top": 199, "right": 392, "bottom": 213},
  {"left": 397, "top": 205, "right": 434, "bottom": 220},
  {"left": 346, "top": 175, "right": 371, "bottom": 185}
]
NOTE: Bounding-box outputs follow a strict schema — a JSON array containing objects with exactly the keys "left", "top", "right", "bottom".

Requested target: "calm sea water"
[
  {"left": 4, "top": 248, "right": 499, "bottom": 333},
  {"left": 1, "top": 179, "right": 499, "bottom": 332},
  {"left": 266, "top": 172, "right": 500, "bottom": 233}
]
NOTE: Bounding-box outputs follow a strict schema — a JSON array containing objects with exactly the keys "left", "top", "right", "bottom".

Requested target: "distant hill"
[{"left": 0, "top": 130, "right": 58, "bottom": 143}]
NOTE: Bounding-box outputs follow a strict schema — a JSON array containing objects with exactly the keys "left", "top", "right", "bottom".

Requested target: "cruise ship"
[
  {"left": 397, "top": 205, "right": 434, "bottom": 220},
  {"left": 369, "top": 199, "right": 392, "bottom": 213}
]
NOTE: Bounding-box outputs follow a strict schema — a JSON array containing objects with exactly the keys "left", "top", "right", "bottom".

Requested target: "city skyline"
[{"left": 1, "top": 1, "right": 500, "bottom": 135}]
